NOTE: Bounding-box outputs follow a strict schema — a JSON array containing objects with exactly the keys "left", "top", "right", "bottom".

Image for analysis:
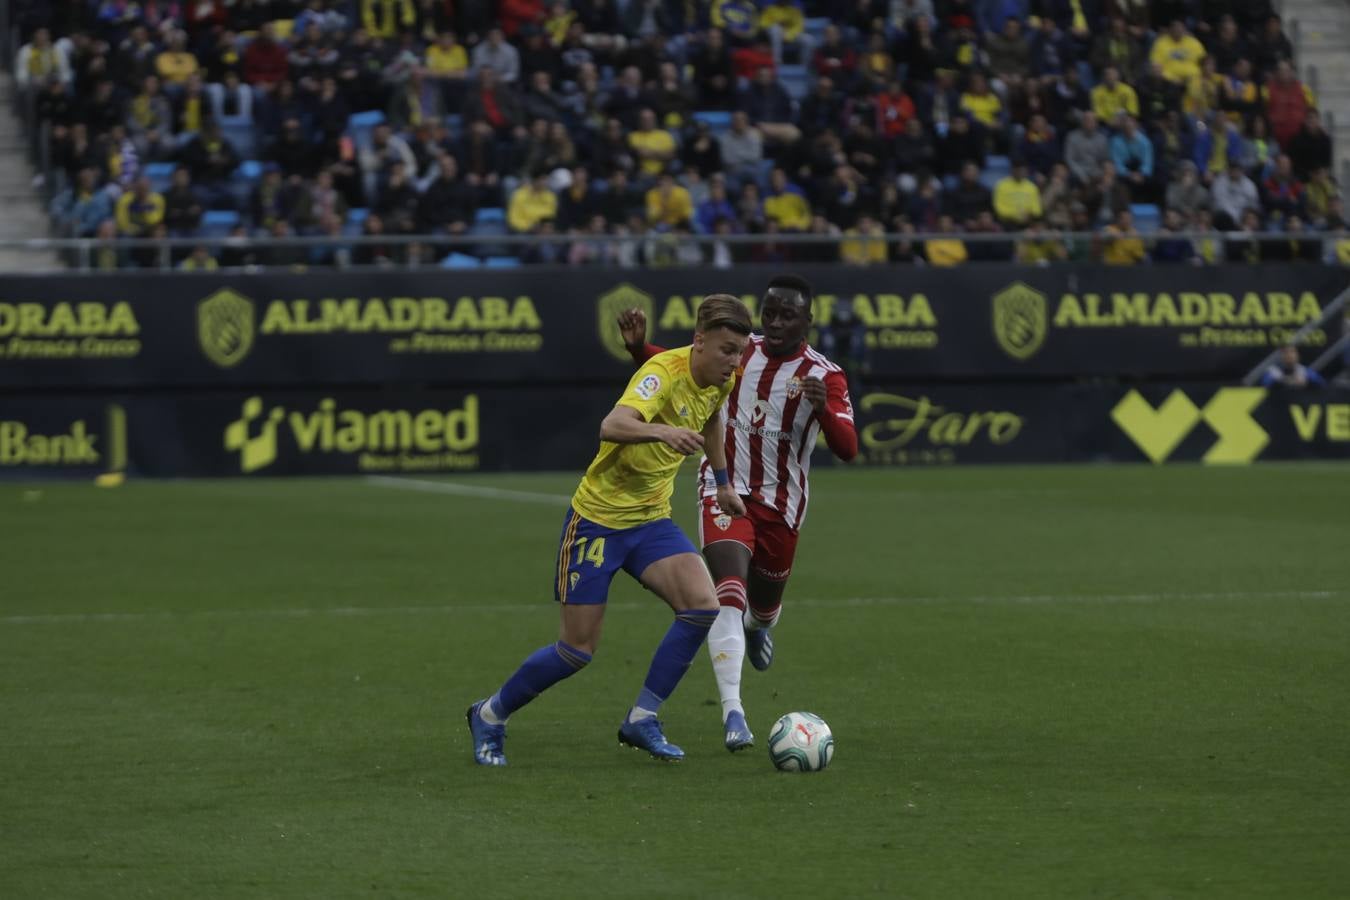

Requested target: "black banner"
[
  {"left": 0, "top": 266, "right": 1343, "bottom": 388},
  {"left": 3, "top": 383, "right": 1346, "bottom": 479}
]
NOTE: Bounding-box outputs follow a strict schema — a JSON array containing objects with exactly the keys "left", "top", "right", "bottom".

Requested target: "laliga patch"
[
  {"left": 634, "top": 374, "right": 662, "bottom": 400},
  {"left": 714, "top": 514, "right": 733, "bottom": 531},
  {"left": 786, "top": 377, "right": 803, "bottom": 400}
]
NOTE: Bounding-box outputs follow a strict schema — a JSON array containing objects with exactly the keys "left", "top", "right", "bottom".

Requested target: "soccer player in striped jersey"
[
  {"left": 617, "top": 274, "right": 858, "bottom": 751},
  {"left": 466, "top": 295, "right": 752, "bottom": 765}
]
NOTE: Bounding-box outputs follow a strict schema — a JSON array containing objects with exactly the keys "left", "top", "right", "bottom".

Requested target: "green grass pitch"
[{"left": 3, "top": 464, "right": 1348, "bottom": 898}]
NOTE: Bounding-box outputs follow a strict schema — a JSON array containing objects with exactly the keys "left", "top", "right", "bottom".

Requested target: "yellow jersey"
[{"left": 572, "top": 347, "right": 735, "bottom": 529}]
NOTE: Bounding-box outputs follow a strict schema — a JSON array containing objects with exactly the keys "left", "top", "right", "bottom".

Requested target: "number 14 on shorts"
[{"left": 575, "top": 537, "right": 606, "bottom": 568}]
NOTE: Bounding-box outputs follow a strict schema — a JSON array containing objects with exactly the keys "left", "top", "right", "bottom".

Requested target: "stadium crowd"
[{"left": 13, "top": 0, "right": 1347, "bottom": 268}]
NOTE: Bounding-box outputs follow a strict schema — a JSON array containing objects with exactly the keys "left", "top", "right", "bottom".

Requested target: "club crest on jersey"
[
  {"left": 634, "top": 374, "right": 662, "bottom": 400},
  {"left": 786, "top": 377, "right": 803, "bottom": 400},
  {"left": 570, "top": 572, "right": 581, "bottom": 590},
  {"left": 678, "top": 404, "right": 689, "bottom": 418},
  {"left": 714, "top": 513, "right": 732, "bottom": 531}
]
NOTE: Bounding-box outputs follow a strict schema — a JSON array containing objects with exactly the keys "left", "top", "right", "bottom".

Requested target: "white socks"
[{"left": 707, "top": 604, "right": 747, "bottom": 722}]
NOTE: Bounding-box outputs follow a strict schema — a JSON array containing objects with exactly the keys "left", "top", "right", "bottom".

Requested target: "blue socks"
[
  {"left": 632, "top": 608, "right": 718, "bottom": 719},
  {"left": 488, "top": 640, "right": 592, "bottom": 721},
  {"left": 485, "top": 609, "right": 718, "bottom": 723}
]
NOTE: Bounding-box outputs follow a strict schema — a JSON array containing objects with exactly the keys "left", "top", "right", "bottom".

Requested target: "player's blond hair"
[{"left": 696, "top": 294, "right": 752, "bottom": 335}]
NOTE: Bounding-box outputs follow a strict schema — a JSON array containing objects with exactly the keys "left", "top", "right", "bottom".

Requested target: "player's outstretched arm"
[
  {"left": 618, "top": 308, "right": 665, "bottom": 364},
  {"left": 600, "top": 405, "right": 704, "bottom": 454},
  {"left": 702, "top": 410, "right": 746, "bottom": 516}
]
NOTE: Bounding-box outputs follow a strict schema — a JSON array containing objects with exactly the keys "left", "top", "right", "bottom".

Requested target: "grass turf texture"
[{"left": 3, "top": 465, "right": 1348, "bottom": 898}]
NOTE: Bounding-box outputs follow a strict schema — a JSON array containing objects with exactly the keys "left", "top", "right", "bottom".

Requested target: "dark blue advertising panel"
[
  {"left": 3, "top": 384, "right": 1346, "bottom": 480},
  {"left": 0, "top": 266, "right": 1343, "bottom": 388}
]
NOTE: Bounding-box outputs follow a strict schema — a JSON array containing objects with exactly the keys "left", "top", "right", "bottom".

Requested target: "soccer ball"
[{"left": 768, "top": 712, "right": 834, "bottom": 772}]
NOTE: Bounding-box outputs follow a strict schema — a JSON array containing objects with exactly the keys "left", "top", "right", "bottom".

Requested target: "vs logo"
[{"left": 1111, "top": 388, "right": 1268, "bottom": 464}]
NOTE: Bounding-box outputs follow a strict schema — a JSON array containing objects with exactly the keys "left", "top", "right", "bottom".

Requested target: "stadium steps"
[
  {"left": 1283, "top": 0, "right": 1350, "bottom": 185},
  {"left": 0, "top": 73, "right": 59, "bottom": 271}
]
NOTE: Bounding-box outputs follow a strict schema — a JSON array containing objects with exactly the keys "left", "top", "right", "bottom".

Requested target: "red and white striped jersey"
[{"left": 697, "top": 336, "right": 854, "bottom": 530}]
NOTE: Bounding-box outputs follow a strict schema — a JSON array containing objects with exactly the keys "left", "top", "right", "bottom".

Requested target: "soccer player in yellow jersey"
[{"left": 467, "top": 296, "right": 753, "bottom": 765}]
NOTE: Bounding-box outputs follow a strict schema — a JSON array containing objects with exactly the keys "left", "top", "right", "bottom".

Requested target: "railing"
[
  {"left": 1242, "top": 283, "right": 1350, "bottom": 383},
  {"left": 1, "top": 229, "right": 1342, "bottom": 272}
]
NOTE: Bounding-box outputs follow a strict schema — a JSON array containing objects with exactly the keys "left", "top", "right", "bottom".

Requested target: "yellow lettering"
[
  {"left": 1237, "top": 293, "right": 1268, "bottom": 325},
  {"left": 1206, "top": 293, "right": 1234, "bottom": 325},
  {"left": 660, "top": 296, "right": 696, "bottom": 330},
  {"left": 1329, "top": 405, "right": 1350, "bottom": 441},
  {"left": 1290, "top": 405, "right": 1321, "bottom": 441},
  {"left": 261, "top": 300, "right": 294, "bottom": 333},
  {"left": 1054, "top": 294, "right": 1086, "bottom": 327},
  {"left": 1296, "top": 292, "right": 1322, "bottom": 322}
]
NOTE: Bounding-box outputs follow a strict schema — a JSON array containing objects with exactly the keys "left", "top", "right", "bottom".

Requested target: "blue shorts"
[{"left": 554, "top": 508, "right": 698, "bottom": 604}]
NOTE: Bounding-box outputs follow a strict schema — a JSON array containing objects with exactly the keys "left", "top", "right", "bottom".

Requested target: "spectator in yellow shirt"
[
  {"left": 1091, "top": 67, "right": 1138, "bottom": 124},
  {"left": 762, "top": 167, "right": 812, "bottom": 231},
  {"left": 924, "top": 214, "right": 968, "bottom": 266},
  {"left": 426, "top": 31, "right": 468, "bottom": 79},
  {"left": 1149, "top": 20, "right": 1206, "bottom": 84},
  {"left": 155, "top": 31, "right": 199, "bottom": 85},
  {"left": 645, "top": 173, "right": 694, "bottom": 227},
  {"left": 1100, "top": 209, "right": 1146, "bottom": 264},
  {"left": 115, "top": 177, "right": 166, "bottom": 237},
  {"left": 628, "top": 108, "right": 676, "bottom": 178},
  {"left": 840, "top": 214, "right": 888, "bottom": 265},
  {"left": 507, "top": 171, "right": 558, "bottom": 232},
  {"left": 1016, "top": 220, "right": 1068, "bottom": 265},
  {"left": 993, "top": 160, "right": 1042, "bottom": 227},
  {"left": 959, "top": 72, "right": 1002, "bottom": 130}
]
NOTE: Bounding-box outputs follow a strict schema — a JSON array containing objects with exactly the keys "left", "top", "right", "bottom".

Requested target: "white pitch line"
[
  {"left": 1, "top": 590, "right": 1342, "bottom": 626},
  {"left": 365, "top": 475, "right": 571, "bottom": 506}
]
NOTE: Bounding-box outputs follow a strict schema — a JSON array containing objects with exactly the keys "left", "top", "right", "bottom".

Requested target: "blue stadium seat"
[
  {"left": 220, "top": 121, "right": 257, "bottom": 159},
  {"left": 348, "top": 110, "right": 386, "bottom": 147},
  {"left": 144, "top": 162, "right": 177, "bottom": 193},
  {"left": 984, "top": 155, "right": 1012, "bottom": 178},
  {"left": 344, "top": 207, "right": 369, "bottom": 236},
  {"left": 484, "top": 255, "right": 521, "bottom": 268},
  {"left": 693, "top": 110, "right": 733, "bottom": 135},
  {"left": 804, "top": 17, "right": 831, "bottom": 39},
  {"left": 474, "top": 207, "right": 505, "bottom": 225},
  {"left": 201, "top": 209, "right": 240, "bottom": 237},
  {"left": 1131, "top": 203, "right": 1161, "bottom": 233},
  {"left": 756, "top": 158, "right": 776, "bottom": 187},
  {"left": 779, "top": 63, "right": 810, "bottom": 101},
  {"left": 445, "top": 113, "right": 463, "bottom": 137},
  {"left": 440, "top": 251, "right": 481, "bottom": 268},
  {"left": 234, "top": 160, "right": 263, "bottom": 181}
]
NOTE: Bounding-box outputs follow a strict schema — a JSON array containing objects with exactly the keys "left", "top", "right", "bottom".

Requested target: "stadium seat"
[
  {"left": 200, "top": 209, "right": 240, "bottom": 237},
  {"left": 220, "top": 121, "right": 257, "bottom": 159},
  {"left": 779, "top": 63, "right": 810, "bottom": 101},
  {"left": 985, "top": 155, "right": 1012, "bottom": 178},
  {"left": 228, "top": 160, "right": 263, "bottom": 209},
  {"left": 1131, "top": 203, "right": 1161, "bottom": 233},
  {"left": 485, "top": 256, "right": 521, "bottom": 268},
  {"left": 144, "top": 162, "right": 177, "bottom": 193},
  {"left": 474, "top": 207, "right": 505, "bottom": 226},
  {"left": 445, "top": 113, "right": 463, "bottom": 137},
  {"left": 692, "top": 110, "right": 733, "bottom": 135},
  {"left": 344, "top": 207, "right": 369, "bottom": 236},
  {"left": 440, "top": 251, "right": 481, "bottom": 268},
  {"left": 348, "top": 110, "right": 386, "bottom": 148},
  {"left": 804, "top": 17, "right": 831, "bottom": 39}
]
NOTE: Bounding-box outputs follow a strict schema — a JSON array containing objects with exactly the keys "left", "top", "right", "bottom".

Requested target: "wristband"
[{"left": 713, "top": 468, "right": 729, "bottom": 487}]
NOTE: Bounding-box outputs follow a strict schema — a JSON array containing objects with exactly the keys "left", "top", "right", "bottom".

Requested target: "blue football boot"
[
  {"left": 724, "top": 710, "right": 754, "bottom": 752},
  {"left": 466, "top": 700, "right": 507, "bottom": 766},
  {"left": 618, "top": 713, "right": 685, "bottom": 761},
  {"left": 746, "top": 627, "right": 774, "bottom": 671}
]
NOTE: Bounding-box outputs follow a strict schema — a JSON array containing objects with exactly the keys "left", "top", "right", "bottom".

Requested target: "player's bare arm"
[
  {"left": 600, "top": 405, "right": 704, "bottom": 455},
  {"left": 702, "top": 410, "right": 746, "bottom": 517}
]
